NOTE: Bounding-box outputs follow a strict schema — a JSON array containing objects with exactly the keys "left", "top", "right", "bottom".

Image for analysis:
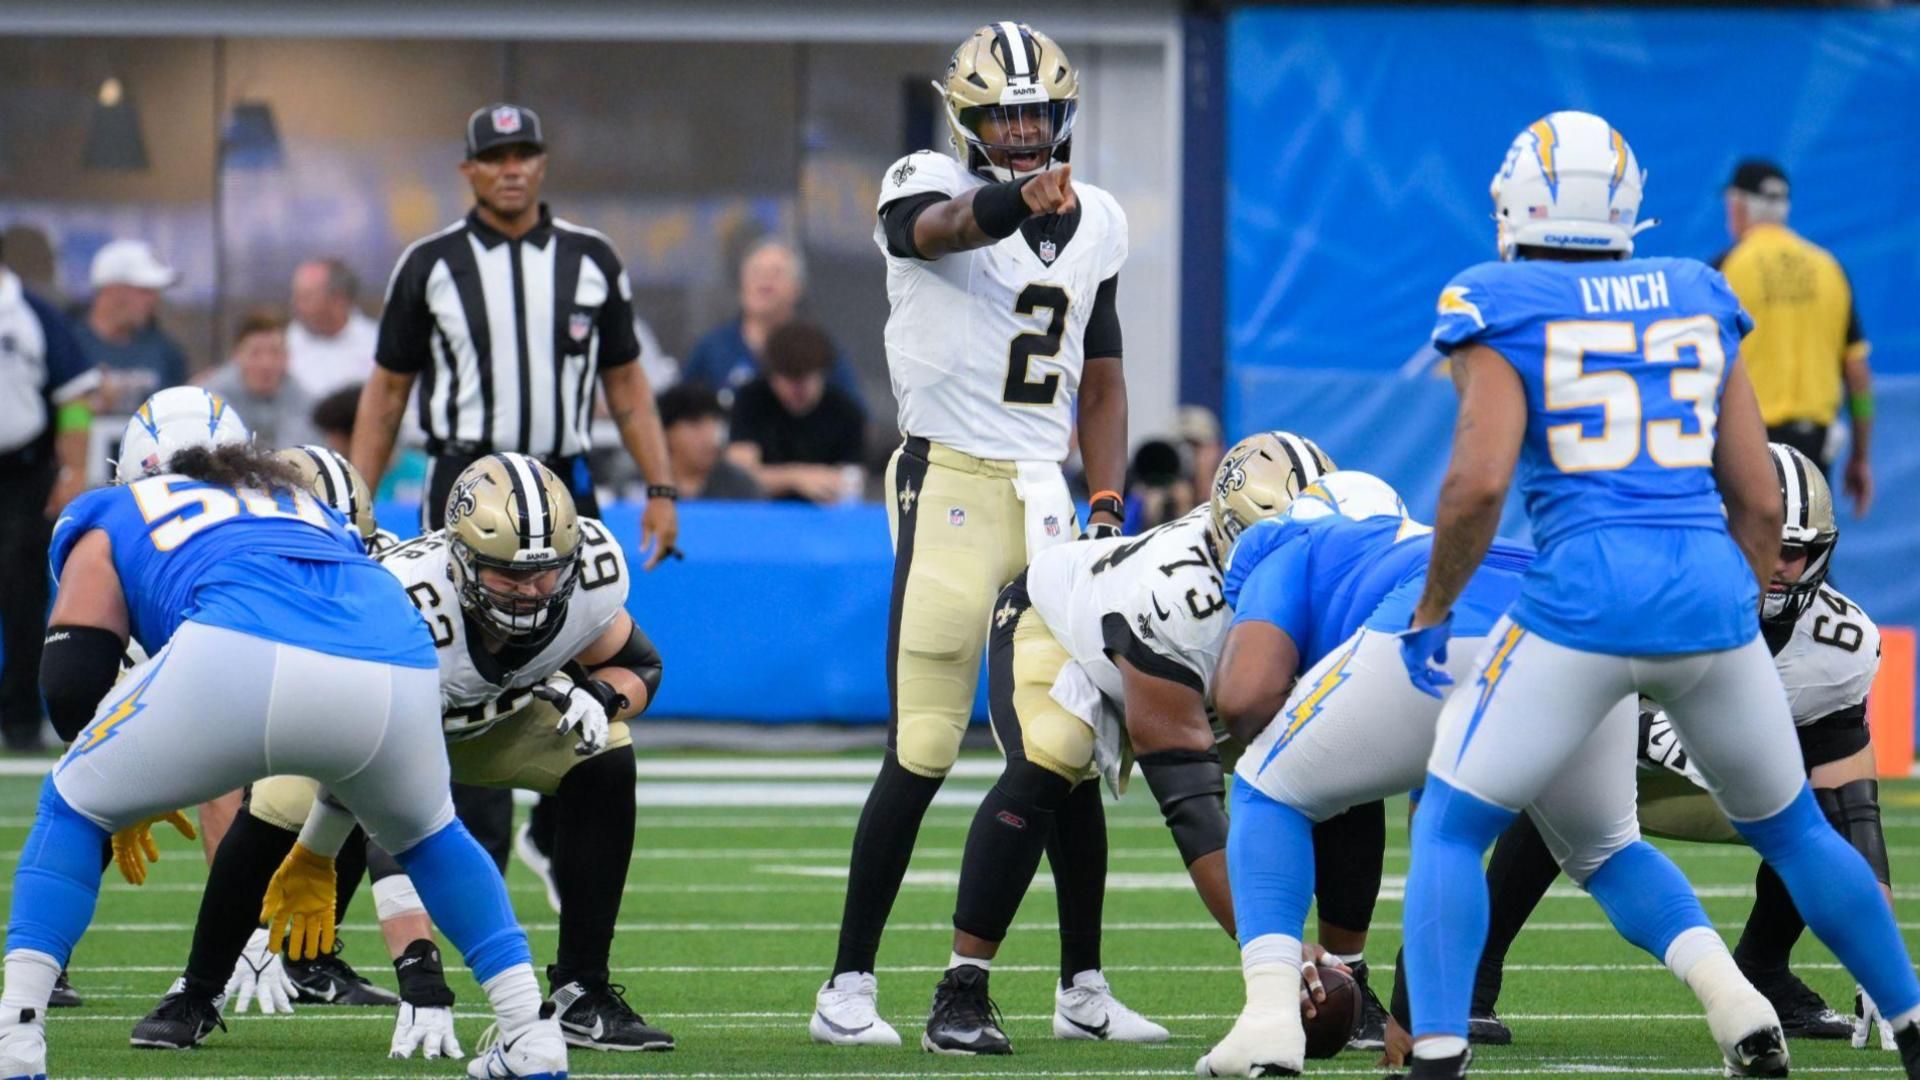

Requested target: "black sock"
[
  {"left": 529, "top": 794, "right": 559, "bottom": 859},
  {"left": 1733, "top": 861, "right": 1804, "bottom": 976},
  {"left": 831, "top": 753, "right": 944, "bottom": 977},
  {"left": 184, "top": 812, "right": 297, "bottom": 997},
  {"left": 1048, "top": 780, "right": 1106, "bottom": 985},
  {"left": 451, "top": 782, "right": 513, "bottom": 875},
  {"left": 550, "top": 750, "right": 636, "bottom": 987},
  {"left": 952, "top": 760, "right": 1070, "bottom": 945},
  {"left": 1474, "top": 813, "right": 1561, "bottom": 1014},
  {"left": 333, "top": 826, "right": 368, "bottom": 926},
  {"left": 1312, "top": 799, "right": 1385, "bottom": 938}
]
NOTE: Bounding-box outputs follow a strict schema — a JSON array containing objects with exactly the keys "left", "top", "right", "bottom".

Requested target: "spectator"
[
  {"left": 658, "top": 383, "right": 762, "bottom": 500},
  {"left": 73, "top": 240, "right": 188, "bottom": 410},
  {"left": 1716, "top": 159, "right": 1873, "bottom": 513},
  {"left": 1177, "top": 404, "right": 1224, "bottom": 499},
  {"left": 202, "top": 309, "right": 318, "bottom": 449},
  {"left": 727, "top": 320, "right": 864, "bottom": 503},
  {"left": 0, "top": 240, "right": 98, "bottom": 751},
  {"left": 287, "top": 257, "right": 379, "bottom": 397},
  {"left": 311, "top": 383, "right": 361, "bottom": 457},
  {"left": 1122, "top": 437, "right": 1196, "bottom": 534},
  {"left": 681, "top": 237, "right": 863, "bottom": 411}
]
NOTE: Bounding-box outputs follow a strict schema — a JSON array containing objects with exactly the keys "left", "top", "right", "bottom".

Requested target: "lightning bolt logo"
[
  {"left": 61, "top": 654, "right": 167, "bottom": 768},
  {"left": 1256, "top": 638, "right": 1362, "bottom": 776},
  {"left": 1453, "top": 623, "right": 1526, "bottom": 767},
  {"left": 134, "top": 401, "right": 159, "bottom": 438},
  {"left": 1528, "top": 118, "right": 1560, "bottom": 200},
  {"left": 1607, "top": 128, "right": 1628, "bottom": 201}
]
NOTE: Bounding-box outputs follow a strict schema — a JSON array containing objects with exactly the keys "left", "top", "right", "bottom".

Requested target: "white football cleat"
[
  {"left": 810, "top": 972, "right": 901, "bottom": 1046},
  {"left": 467, "top": 1014, "right": 568, "bottom": 1079},
  {"left": 1053, "top": 970, "right": 1169, "bottom": 1043},
  {"left": 0, "top": 1012, "right": 46, "bottom": 1080},
  {"left": 514, "top": 822, "right": 562, "bottom": 914},
  {"left": 1194, "top": 1005, "right": 1304, "bottom": 1078},
  {"left": 1856, "top": 985, "right": 1898, "bottom": 1051}
]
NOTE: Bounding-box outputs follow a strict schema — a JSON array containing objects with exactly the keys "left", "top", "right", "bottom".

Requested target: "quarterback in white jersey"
[
  {"left": 815, "top": 20, "right": 1134, "bottom": 1050},
  {"left": 916, "top": 433, "right": 1334, "bottom": 1056}
]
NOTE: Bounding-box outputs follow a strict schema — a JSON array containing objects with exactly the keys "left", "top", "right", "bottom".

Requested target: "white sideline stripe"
[
  {"left": 62, "top": 918, "right": 1920, "bottom": 935},
  {"left": 67, "top": 961, "right": 1866, "bottom": 976},
  {"left": 37, "top": 1067, "right": 1901, "bottom": 1080},
  {"left": 631, "top": 758, "right": 1006, "bottom": 779}
]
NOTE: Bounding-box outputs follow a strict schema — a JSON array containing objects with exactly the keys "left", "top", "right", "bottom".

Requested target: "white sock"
[
  {"left": 1662, "top": 925, "right": 1725, "bottom": 984},
  {"left": 1414, "top": 1034, "right": 1469, "bottom": 1060},
  {"left": 1333, "top": 951, "right": 1365, "bottom": 967},
  {"left": 481, "top": 963, "right": 544, "bottom": 1032},
  {"left": 1241, "top": 933, "right": 1303, "bottom": 974},
  {"left": 1241, "top": 935, "right": 1303, "bottom": 1014},
  {"left": 950, "top": 952, "right": 989, "bottom": 972},
  {"left": 1672, "top": 934, "right": 1776, "bottom": 1049},
  {"left": 0, "top": 951, "right": 59, "bottom": 1022},
  {"left": 1891, "top": 1003, "right": 1920, "bottom": 1030}
]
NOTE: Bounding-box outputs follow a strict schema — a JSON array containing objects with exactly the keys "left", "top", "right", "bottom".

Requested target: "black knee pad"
[
  {"left": 1137, "top": 749, "right": 1227, "bottom": 866},
  {"left": 558, "top": 744, "right": 638, "bottom": 802},
  {"left": 1816, "top": 778, "right": 1889, "bottom": 886},
  {"left": 998, "top": 757, "right": 1074, "bottom": 814}
]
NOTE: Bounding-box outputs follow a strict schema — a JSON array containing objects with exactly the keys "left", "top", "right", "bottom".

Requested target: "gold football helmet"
[
  {"left": 1207, "top": 431, "right": 1336, "bottom": 556},
  {"left": 445, "top": 452, "right": 582, "bottom": 638},
  {"left": 935, "top": 21, "right": 1078, "bottom": 182},
  {"left": 274, "top": 444, "right": 375, "bottom": 542},
  {"left": 1766, "top": 442, "right": 1838, "bottom": 625}
]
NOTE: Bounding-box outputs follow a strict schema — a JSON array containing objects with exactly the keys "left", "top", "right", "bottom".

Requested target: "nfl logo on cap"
[{"left": 492, "top": 106, "right": 522, "bottom": 135}]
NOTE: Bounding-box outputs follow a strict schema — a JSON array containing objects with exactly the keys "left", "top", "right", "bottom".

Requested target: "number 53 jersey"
[
  {"left": 1431, "top": 256, "right": 1759, "bottom": 656},
  {"left": 874, "top": 151, "right": 1127, "bottom": 463},
  {"left": 376, "top": 518, "right": 629, "bottom": 739}
]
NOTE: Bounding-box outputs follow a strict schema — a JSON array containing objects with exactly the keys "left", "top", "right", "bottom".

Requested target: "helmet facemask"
[
  {"left": 452, "top": 540, "right": 580, "bottom": 640},
  {"left": 949, "top": 98, "right": 1077, "bottom": 182},
  {"left": 442, "top": 452, "right": 585, "bottom": 643}
]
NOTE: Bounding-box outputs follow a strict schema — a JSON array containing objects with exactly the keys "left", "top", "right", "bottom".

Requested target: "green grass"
[{"left": 11, "top": 759, "right": 1920, "bottom": 1078}]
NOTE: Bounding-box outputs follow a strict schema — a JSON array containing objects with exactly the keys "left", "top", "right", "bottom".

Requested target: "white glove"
[
  {"left": 225, "top": 927, "right": 296, "bottom": 1014},
  {"left": 531, "top": 671, "right": 614, "bottom": 755},
  {"left": 1855, "top": 985, "right": 1897, "bottom": 1050},
  {"left": 390, "top": 1001, "right": 464, "bottom": 1059}
]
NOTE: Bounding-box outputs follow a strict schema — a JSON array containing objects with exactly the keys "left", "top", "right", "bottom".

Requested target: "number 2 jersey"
[
  {"left": 1431, "top": 256, "right": 1758, "bottom": 655},
  {"left": 376, "top": 518, "right": 630, "bottom": 738},
  {"left": 50, "top": 476, "right": 434, "bottom": 668},
  {"left": 874, "top": 151, "right": 1127, "bottom": 462},
  {"left": 1025, "top": 508, "right": 1228, "bottom": 705}
]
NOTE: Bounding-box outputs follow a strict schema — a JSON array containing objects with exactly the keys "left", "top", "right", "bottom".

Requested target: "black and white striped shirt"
[{"left": 375, "top": 204, "right": 640, "bottom": 458}]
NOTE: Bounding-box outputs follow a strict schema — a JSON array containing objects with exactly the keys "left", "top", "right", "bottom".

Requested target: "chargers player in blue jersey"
[
  {"left": 1397, "top": 111, "right": 1920, "bottom": 1079},
  {"left": 2, "top": 387, "right": 569, "bottom": 1080}
]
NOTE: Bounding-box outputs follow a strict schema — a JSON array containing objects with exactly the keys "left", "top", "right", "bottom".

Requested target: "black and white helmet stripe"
[
  {"left": 1772, "top": 442, "right": 1812, "bottom": 539},
  {"left": 299, "top": 446, "right": 357, "bottom": 523},
  {"left": 1271, "top": 431, "right": 1330, "bottom": 488},
  {"left": 495, "top": 452, "right": 553, "bottom": 549},
  {"left": 992, "top": 20, "right": 1037, "bottom": 81}
]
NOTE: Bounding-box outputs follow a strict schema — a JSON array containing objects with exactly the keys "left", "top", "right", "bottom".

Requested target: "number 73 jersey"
[
  {"left": 1025, "top": 508, "right": 1228, "bottom": 706},
  {"left": 375, "top": 518, "right": 630, "bottom": 738},
  {"left": 874, "top": 151, "right": 1128, "bottom": 463}
]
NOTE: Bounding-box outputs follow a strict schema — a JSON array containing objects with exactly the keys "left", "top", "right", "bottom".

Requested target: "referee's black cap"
[
  {"left": 466, "top": 103, "right": 545, "bottom": 158},
  {"left": 1727, "top": 159, "right": 1789, "bottom": 200}
]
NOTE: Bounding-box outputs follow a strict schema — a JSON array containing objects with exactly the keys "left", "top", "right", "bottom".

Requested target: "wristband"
[
  {"left": 393, "top": 939, "right": 455, "bottom": 1008},
  {"left": 1088, "top": 490, "right": 1124, "bottom": 521},
  {"left": 973, "top": 177, "right": 1036, "bottom": 239},
  {"left": 55, "top": 401, "right": 93, "bottom": 434},
  {"left": 1850, "top": 391, "right": 1874, "bottom": 422},
  {"left": 646, "top": 484, "right": 678, "bottom": 501},
  {"left": 581, "top": 676, "right": 630, "bottom": 718}
]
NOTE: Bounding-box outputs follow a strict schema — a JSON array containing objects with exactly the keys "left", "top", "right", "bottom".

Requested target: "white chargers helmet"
[
  {"left": 1491, "top": 110, "right": 1653, "bottom": 261},
  {"left": 1287, "top": 470, "right": 1407, "bottom": 523},
  {"left": 115, "top": 387, "right": 251, "bottom": 483}
]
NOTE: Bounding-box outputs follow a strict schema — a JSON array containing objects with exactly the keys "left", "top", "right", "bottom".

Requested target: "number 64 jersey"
[
  {"left": 874, "top": 151, "right": 1127, "bottom": 462},
  {"left": 375, "top": 518, "right": 630, "bottom": 739}
]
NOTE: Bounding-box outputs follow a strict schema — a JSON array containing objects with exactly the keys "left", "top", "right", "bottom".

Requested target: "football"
[{"left": 1304, "top": 964, "right": 1362, "bottom": 1059}]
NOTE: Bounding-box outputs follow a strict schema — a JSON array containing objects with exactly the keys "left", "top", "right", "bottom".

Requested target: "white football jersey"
[
  {"left": 1026, "top": 508, "right": 1228, "bottom": 706},
  {"left": 873, "top": 151, "right": 1128, "bottom": 463},
  {"left": 1774, "top": 585, "right": 1880, "bottom": 727},
  {"left": 377, "top": 517, "right": 630, "bottom": 739}
]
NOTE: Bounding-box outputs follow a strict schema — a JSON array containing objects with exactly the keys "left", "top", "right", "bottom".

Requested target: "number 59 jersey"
[
  {"left": 376, "top": 517, "right": 630, "bottom": 739},
  {"left": 1025, "top": 508, "right": 1228, "bottom": 706},
  {"left": 1431, "top": 256, "right": 1759, "bottom": 655},
  {"left": 874, "top": 151, "right": 1128, "bottom": 463}
]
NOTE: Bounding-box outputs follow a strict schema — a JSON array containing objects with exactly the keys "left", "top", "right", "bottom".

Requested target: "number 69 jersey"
[
  {"left": 874, "top": 150, "right": 1127, "bottom": 463},
  {"left": 376, "top": 518, "right": 630, "bottom": 739},
  {"left": 1025, "top": 508, "right": 1228, "bottom": 706}
]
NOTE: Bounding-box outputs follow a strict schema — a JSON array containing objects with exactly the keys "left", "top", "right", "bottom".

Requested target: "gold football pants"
[{"left": 985, "top": 573, "right": 1098, "bottom": 784}]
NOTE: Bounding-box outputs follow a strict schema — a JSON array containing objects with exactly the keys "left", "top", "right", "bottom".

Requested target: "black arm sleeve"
[
  {"left": 41, "top": 626, "right": 128, "bottom": 742},
  {"left": 879, "top": 194, "right": 948, "bottom": 261},
  {"left": 1084, "top": 274, "right": 1122, "bottom": 360},
  {"left": 588, "top": 622, "right": 664, "bottom": 706}
]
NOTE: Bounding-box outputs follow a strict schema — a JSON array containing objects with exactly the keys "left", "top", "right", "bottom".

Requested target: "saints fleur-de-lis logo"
[
  {"left": 448, "top": 472, "right": 484, "bottom": 525},
  {"left": 898, "top": 479, "right": 918, "bottom": 516},
  {"left": 994, "top": 600, "right": 1018, "bottom": 628}
]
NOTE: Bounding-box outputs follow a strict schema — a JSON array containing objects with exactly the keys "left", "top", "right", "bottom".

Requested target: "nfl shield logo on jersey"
[
  {"left": 1038, "top": 239, "right": 1057, "bottom": 264},
  {"left": 492, "top": 106, "right": 522, "bottom": 134},
  {"left": 949, "top": 507, "right": 966, "bottom": 527},
  {"left": 569, "top": 312, "right": 593, "bottom": 342},
  {"left": 1044, "top": 514, "right": 1060, "bottom": 537}
]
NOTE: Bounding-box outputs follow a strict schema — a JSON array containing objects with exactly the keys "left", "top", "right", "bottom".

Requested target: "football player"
[
  {"left": 922, "top": 432, "right": 1332, "bottom": 1055},
  {"left": 131, "top": 452, "right": 673, "bottom": 1062},
  {"left": 7, "top": 388, "right": 567, "bottom": 1080},
  {"left": 1396, "top": 111, "right": 1920, "bottom": 1079},
  {"left": 1467, "top": 442, "right": 1899, "bottom": 1049},
  {"left": 814, "top": 20, "right": 1133, "bottom": 1047}
]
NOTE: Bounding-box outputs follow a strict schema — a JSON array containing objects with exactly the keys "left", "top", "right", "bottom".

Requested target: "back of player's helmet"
[
  {"left": 115, "top": 387, "right": 251, "bottom": 484},
  {"left": 275, "top": 444, "right": 376, "bottom": 542},
  {"left": 1766, "top": 442, "right": 1838, "bottom": 625},
  {"left": 1491, "top": 110, "right": 1653, "bottom": 261},
  {"left": 1207, "top": 431, "right": 1335, "bottom": 555},
  {"left": 936, "top": 21, "right": 1078, "bottom": 182},
  {"left": 1287, "top": 470, "right": 1408, "bottom": 523},
  {"left": 445, "top": 452, "right": 583, "bottom": 639}
]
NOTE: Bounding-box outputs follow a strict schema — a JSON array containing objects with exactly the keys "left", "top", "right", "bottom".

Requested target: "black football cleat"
[
  {"left": 285, "top": 944, "right": 399, "bottom": 1006},
  {"left": 1346, "top": 959, "right": 1389, "bottom": 1052},
  {"left": 1741, "top": 965, "right": 1850, "bottom": 1040},
  {"left": 129, "top": 979, "right": 226, "bottom": 1050},
  {"left": 1894, "top": 1020, "right": 1920, "bottom": 1078},
  {"left": 922, "top": 965, "right": 1011, "bottom": 1055},
  {"left": 1467, "top": 1010, "right": 1512, "bottom": 1045},
  {"left": 550, "top": 976, "right": 675, "bottom": 1051},
  {"left": 47, "top": 969, "right": 81, "bottom": 1009}
]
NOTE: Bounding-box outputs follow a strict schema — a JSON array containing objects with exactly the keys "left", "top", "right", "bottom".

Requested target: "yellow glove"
[
  {"left": 261, "top": 843, "right": 336, "bottom": 961},
  {"left": 110, "top": 810, "right": 197, "bottom": 886}
]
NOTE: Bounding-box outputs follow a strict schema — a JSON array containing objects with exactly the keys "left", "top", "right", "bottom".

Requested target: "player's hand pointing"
[{"left": 1021, "top": 164, "right": 1077, "bottom": 216}]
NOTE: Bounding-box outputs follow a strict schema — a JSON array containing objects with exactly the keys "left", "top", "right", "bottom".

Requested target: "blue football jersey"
[
  {"left": 1224, "top": 515, "right": 1534, "bottom": 668},
  {"left": 50, "top": 476, "right": 435, "bottom": 668},
  {"left": 1431, "top": 256, "right": 1759, "bottom": 654}
]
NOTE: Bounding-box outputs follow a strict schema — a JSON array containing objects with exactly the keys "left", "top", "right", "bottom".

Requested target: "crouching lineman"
[
  {"left": 1468, "top": 443, "right": 1901, "bottom": 1050},
  {"left": 921, "top": 432, "right": 1332, "bottom": 1055},
  {"left": 1198, "top": 470, "right": 1787, "bottom": 1079},
  {"left": 132, "top": 451, "right": 673, "bottom": 1060},
  {"left": 9, "top": 388, "right": 567, "bottom": 1079}
]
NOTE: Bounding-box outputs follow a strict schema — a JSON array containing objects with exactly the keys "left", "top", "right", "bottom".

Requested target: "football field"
[{"left": 10, "top": 753, "right": 1917, "bottom": 1079}]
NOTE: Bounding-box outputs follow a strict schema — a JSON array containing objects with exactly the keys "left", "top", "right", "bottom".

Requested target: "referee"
[
  {"left": 350, "top": 103, "right": 678, "bottom": 872},
  {"left": 1717, "top": 159, "right": 1874, "bottom": 513}
]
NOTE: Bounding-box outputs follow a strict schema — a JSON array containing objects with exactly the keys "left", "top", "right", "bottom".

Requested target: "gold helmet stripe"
[{"left": 994, "top": 20, "right": 1033, "bottom": 79}]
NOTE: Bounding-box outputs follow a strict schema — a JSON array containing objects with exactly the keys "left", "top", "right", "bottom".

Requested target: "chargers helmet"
[
  {"left": 444, "top": 453, "right": 582, "bottom": 639},
  {"left": 1207, "top": 431, "right": 1335, "bottom": 556},
  {"left": 115, "top": 387, "right": 251, "bottom": 483},
  {"left": 1491, "top": 110, "right": 1653, "bottom": 261},
  {"left": 936, "top": 22, "right": 1078, "bottom": 182},
  {"left": 1766, "top": 443, "right": 1838, "bottom": 625},
  {"left": 1288, "top": 470, "right": 1408, "bottom": 523}
]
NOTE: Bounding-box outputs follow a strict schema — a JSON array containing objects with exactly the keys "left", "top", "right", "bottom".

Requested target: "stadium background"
[{"left": 3, "top": 1, "right": 1916, "bottom": 745}]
